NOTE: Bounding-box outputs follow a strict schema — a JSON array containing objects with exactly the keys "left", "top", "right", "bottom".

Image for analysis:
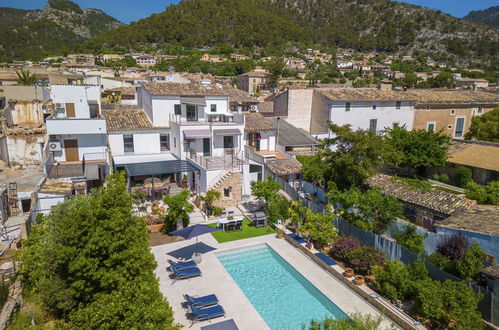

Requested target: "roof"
[
  {"left": 39, "top": 179, "right": 73, "bottom": 195},
  {"left": 436, "top": 205, "right": 499, "bottom": 237},
  {"left": 105, "top": 87, "right": 135, "bottom": 95},
  {"left": 221, "top": 86, "right": 259, "bottom": 105},
  {"left": 141, "top": 82, "right": 229, "bottom": 96},
  {"left": 244, "top": 112, "right": 277, "bottom": 132},
  {"left": 367, "top": 174, "right": 475, "bottom": 216},
  {"left": 409, "top": 89, "right": 499, "bottom": 105},
  {"left": 448, "top": 141, "right": 499, "bottom": 172},
  {"left": 103, "top": 108, "right": 156, "bottom": 131},
  {"left": 266, "top": 159, "right": 302, "bottom": 176},
  {"left": 481, "top": 264, "right": 499, "bottom": 278},
  {"left": 318, "top": 88, "right": 417, "bottom": 101},
  {"left": 239, "top": 71, "right": 271, "bottom": 77},
  {"left": 267, "top": 118, "right": 318, "bottom": 146}
]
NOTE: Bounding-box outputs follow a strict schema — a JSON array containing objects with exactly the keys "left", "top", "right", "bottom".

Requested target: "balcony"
[
  {"left": 169, "top": 113, "right": 244, "bottom": 126},
  {"left": 187, "top": 149, "right": 247, "bottom": 171},
  {"left": 46, "top": 114, "right": 107, "bottom": 135}
]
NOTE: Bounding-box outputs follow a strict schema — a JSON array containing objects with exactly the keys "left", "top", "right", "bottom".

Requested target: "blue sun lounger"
[
  {"left": 288, "top": 233, "right": 306, "bottom": 244},
  {"left": 314, "top": 252, "right": 337, "bottom": 266},
  {"left": 168, "top": 259, "right": 197, "bottom": 271},
  {"left": 171, "top": 266, "right": 202, "bottom": 283},
  {"left": 190, "top": 304, "right": 226, "bottom": 325},
  {"left": 184, "top": 294, "right": 219, "bottom": 308}
]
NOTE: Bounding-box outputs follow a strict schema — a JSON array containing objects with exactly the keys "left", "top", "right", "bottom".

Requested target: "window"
[
  {"left": 392, "top": 122, "right": 400, "bottom": 128},
  {"left": 223, "top": 136, "right": 234, "bottom": 149},
  {"left": 426, "top": 106, "right": 431, "bottom": 111},
  {"left": 174, "top": 104, "right": 181, "bottom": 116},
  {"left": 396, "top": 101, "right": 401, "bottom": 110},
  {"left": 369, "top": 119, "right": 377, "bottom": 132},
  {"left": 173, "top": 137, "right": 176, "bottom": 148},
  {"left": 160, "top": 133, "right": 170, "bottom": 151},
  {"left": 253, "top": 79, "right": 256, "bottom": 83},
  {"left": 210, "top": 104, "right": 217, "bottom": 112},
  {"left": 450, "top": 109, "right": 456, "bottom": 115},
  {"left": 123, "top": 134, "right": 134, "bottom": 153},
  {"left": 455, "top": 117, "right": 465, "bottom": 138},
  {"left": 427, "top": 123, "right": 435, "bottom": 132},
  {"left": 447, "top": 125, "right": 452, "bottom": 129},
  {"left": 372, "top": 105, "right": 377, "bottom": 110},
  {"left": 89, "top": 103, "right": 99, "bottom": 118},
  {"left": 478, "top": 107, "right": 483, "bottom": 114},
  {"left": 345, "top": 102, "right": 351, "bottom": 112},
  {"left": 223, "top": 187, "right": 231, "bottom": 198}
]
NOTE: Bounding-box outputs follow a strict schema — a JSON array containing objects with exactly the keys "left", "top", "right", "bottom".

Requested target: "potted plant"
[
  {"left": 181, "top": 174, "right": 189, "bottom": 188},
  {"left": 344, "top": 268, "right": 355, "bottom": 278},
  {"left": 354, "top": 275, "right": 365, "bottom": 285},
  {"left": 276, "top": 229, "right": 285, "bottom": 239}
]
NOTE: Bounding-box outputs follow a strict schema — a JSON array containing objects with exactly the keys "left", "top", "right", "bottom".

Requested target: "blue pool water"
[{"left": 216, "top": 244, "right": 348, "bottom": 329}]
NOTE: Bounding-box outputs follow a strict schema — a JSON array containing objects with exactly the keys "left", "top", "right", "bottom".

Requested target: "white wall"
[
  {"left": 205, "top": 97, "right": 229, "bottom": 114},
  {"left": 50, "top": 85, "right": 101, "bottom": 119},
  {"left": 35, "top": 193, "right": 65, "bottom": 215},
  {"left": 53, "top": 134, "right": 107, "bottom": 162},
  {"left": 329, "top": 101, "right": 415, "bottom": 132},
  {"left": 6, "top": 136, "right": 45, "bottom": 166},
  {"left": 108, "top": 132, "right": 171, "bottom": 156},
  {"left": 152, "top": 97, "right": 179, "bottom": 126}
]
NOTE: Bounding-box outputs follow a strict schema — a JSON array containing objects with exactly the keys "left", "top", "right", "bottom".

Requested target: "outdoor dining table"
[{"left": 217, "top": 216, "right": 244, "bottom": 230}]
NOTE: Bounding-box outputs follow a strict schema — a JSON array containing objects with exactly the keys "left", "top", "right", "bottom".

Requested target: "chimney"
[
  {"left": 378, "top": 79, "right": 392, "bottom": 91},
  {"left": 471, "top": 84, "right": 477, "bottom": 92}
]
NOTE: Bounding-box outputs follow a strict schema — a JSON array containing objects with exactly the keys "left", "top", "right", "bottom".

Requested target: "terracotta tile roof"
[
  {"left": 141, "top": 82, "right": 229, "bottom": 96},
  {"left": 103, "top": 108, "right": 157, "bottom": 131},
  {"left": 267, "top": 118, "right": 317, "bottom": 147},
  {"left": 448, "top": 141, "right": 499, "bottom": 172},
  {"left": 221, "top": 86, "right": 259, "bottom": 105},
  {"left": 318, "top": 88, "right": 417, "bottom": 101},
  {"left": 239, "top": 71, "right": 271, "bottom": 77},
  {"left": 244, "top": 112, "right": 277, "bottom": 131},
  {"left": 105, "top": 87, "right": 135, "bottom": 95},
  {"left": 436, "top": 205, "right": 499, "bottom": 237},
  {"left": 40, "top": 179, "right": 73, "bottom": 195},
  {"left": 266, "top": 159, "right": 302, "bottom": 176},
  {"left": 409, "top": 89, "right": 499, "bottom": 104},
  {"left": 367, "top": 174, "right": 475, "bottom": 216}
]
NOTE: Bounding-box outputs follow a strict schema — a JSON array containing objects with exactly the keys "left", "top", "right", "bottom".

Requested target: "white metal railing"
[{"left": 169, "top": 113, "right": 243, "bottom": 125}]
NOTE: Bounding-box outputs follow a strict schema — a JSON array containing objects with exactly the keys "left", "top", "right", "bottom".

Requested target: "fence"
[{"left": 274, "top": 176, "right": 496, "bottom": 325}]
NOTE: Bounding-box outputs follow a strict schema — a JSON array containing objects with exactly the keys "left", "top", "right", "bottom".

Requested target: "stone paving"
[{"left": 151, "top": 233, "right": 396, "bottom": 330}]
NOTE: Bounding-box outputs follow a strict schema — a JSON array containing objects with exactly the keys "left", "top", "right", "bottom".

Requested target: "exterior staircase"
[
  {"left": 189, "top": 204, "right": 207, "bottom": 224},
  {"left": 211, "top": 170, "right": 234, "bottom": 190}
]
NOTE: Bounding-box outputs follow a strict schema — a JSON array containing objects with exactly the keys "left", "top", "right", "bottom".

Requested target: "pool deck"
[{"left": 151, "top": 233, "right": 396, "bottom": 329}]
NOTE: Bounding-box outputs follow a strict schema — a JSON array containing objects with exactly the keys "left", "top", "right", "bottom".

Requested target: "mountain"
[
  {"left": 0, "top": 0, "right": 122, "bottom": 61},
  {"left": 83, "top": 0, "right": 498, "bottom": 67},
  {"left": 464, "top": 6, "right": 499, "bottom": 27}
]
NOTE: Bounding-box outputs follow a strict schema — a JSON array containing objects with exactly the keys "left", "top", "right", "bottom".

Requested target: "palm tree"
[{"left": 15, "top": 68, "right": 39, "bottom": 85}]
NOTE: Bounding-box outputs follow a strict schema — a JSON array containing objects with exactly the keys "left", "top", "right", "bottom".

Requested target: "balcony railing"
[
  {"left": 169, "top": 113, "right": 244, "bottom": 125},
  {"left": 187, "top": 148, "right": 247, "bottom": 171}
]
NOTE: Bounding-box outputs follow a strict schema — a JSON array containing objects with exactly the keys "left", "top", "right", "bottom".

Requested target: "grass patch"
[{"left": 208, "top": 218, "right": 276, "bottom": 243}]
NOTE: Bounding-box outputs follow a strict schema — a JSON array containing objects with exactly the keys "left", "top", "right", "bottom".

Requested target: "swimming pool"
[{"left": 216, "top": 244, "right": 348, "bottom": 329}]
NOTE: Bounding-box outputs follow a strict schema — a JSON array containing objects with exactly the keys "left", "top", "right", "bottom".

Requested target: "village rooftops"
[
  {"left": 238, "top": 70, "right": 271, "bottom": 77},
  {"left": 266, "top": 158, "right": 302, "bottom": 176},
  {"left": 39, "top": 179, "right": 74, "bottom": 196},
  {"left": 103, "top": 108, "right": 168, "bottom": 132},
  {"left": 409, "top": 89, "right": 499, "bottom": 105},
  {"left": 318, "top": 88, "right": 417, "bottom": 102},
  {"left": 244, "top": 112, "right": 277, "bottom": 132},
  {"left": 435, "top": 205, "right": 499, "bottom": 237},
  {"left": 367, "top": 174, "right": 475, "bottom": 217},
  {"left": 220, "top": 86, "right": 260, "bottom": 105},
  {"left": 104, "top": 87, "right": 136, "bottom": 95},
  {"left": 448, "top": 140, "right": 499, "bottom": 173},
  {"left": 141, "top": 82, "right": 230, "bottom": 96},
  {"left": 267, "top": 118, "right": 318, "bottom": 147}
]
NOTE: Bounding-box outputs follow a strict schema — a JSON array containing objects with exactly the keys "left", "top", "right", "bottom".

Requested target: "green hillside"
[{"left": 464, "top": 5, "right": 499, "bottom": 27}]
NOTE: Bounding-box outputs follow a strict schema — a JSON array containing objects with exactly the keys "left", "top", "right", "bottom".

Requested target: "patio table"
[{"left": 217, "top": 216, "right": 243, "bottom": 230}]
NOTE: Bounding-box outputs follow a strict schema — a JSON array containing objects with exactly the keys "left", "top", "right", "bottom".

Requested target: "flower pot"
[
  {"left": 344, "top": 268, "right": 354, "bottom": 278},
  {"left": 365, "top": 274, "right": 376, "bottom": 284},
  {"left": 277, "top": 232, "right": 284, "bottom": 239},
  {"left": 354, "top": 275, "right": 365, "bottom": 285}
]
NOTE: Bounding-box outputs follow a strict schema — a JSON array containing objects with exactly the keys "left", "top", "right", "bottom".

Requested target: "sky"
[{"left": 0, "top": 0, "right": 497, "bottom": 24}]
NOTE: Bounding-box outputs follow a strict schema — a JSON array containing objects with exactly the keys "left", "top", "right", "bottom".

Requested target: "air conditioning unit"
[
  {"left": 250, "top": 105, "right": 258, "bottom": 112},
  {"left": 48, "top": 141, "right": 62, "bottom": 152}
]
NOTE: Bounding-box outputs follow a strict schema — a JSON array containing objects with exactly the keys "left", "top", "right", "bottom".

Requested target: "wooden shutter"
[{"left": 65, "top": 103, "right": 75, "bottom": 117}]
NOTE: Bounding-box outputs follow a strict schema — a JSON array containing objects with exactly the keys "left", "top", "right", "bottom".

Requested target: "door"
[
  {"left": 186, "top": 105, "right": 197, "bottom": 121},
  {"left": 64, "top": 139, "right": 79, "bottom": 162},
  {"left": 455, "top": 117, "right": 465, "bottom": 138},
  {"left": 203, "top": 138, "right": 210, "bottom": 157},
  {"left": 256, "top": 133, "right": 261, "bottom": 151},
  {"left": 65, "top": 103, "right": 75, "bottom": 117}
]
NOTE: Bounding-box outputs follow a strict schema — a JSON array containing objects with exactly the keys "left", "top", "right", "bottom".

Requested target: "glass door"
[
  {"left": 203, "top": 138, "right": 210, "bottom": 156},
  {"left": 186, "top": 105, "right": 197, "bottom": 121}
]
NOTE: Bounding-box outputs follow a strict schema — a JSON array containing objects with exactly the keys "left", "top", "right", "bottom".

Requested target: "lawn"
[{"left": 208, "top": 218, "right": 276, "bottom": 243}]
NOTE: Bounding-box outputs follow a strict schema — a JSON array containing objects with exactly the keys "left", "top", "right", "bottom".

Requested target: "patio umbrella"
[{"left": 169, "top": 224, "right": 221, "bottom": 254}]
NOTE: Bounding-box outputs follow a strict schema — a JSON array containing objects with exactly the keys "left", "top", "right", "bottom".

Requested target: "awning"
[
  {"left": 213, "top": 129, "right": 242, "bottom": 136},
  {"left": 122, "top": 160, "right": 198, "bottom": 177},
  {"left": 184, "top": 129, "right": 211, "bottom": 139},
  {"left": 180, "top": 96, "right": 206, "bottom": 106}
]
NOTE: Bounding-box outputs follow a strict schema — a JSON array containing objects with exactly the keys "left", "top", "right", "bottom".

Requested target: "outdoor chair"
[
  {"left": 190, "top": 304, "right": 226, "bottom": 325},
  {"left": 171, "top": 266, "right": 202, "bottom": 283},
  {"left": 235, "top": 220, "right": 243, "bottom": 231},
  {"left": 227, "top": 210, "right": 235, "bottom": 218},
  {"left": 168, "top": 259, "right": 197, "bottom": 272},
  {"left": 221, "top": 211, "right": 227, "bottom": 219},
  {"left": 184, "top": 294, "right": 219, "bottom": 308},
  {"left": 226, "top": 221, "right": 236, "bottom": 232}
]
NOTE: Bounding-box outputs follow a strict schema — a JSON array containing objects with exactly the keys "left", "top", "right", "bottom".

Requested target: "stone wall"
[{"left": 213, "top": 172, "right": 242, "bottom": 209}]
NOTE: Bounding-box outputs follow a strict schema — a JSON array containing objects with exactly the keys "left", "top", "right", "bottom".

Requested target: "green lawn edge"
[{"left": 208, "top": 218, "right": 276, "bottom": 243}]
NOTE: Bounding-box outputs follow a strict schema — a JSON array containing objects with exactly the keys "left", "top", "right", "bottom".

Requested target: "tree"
[
  {"left": 455, "top": 166, "right": 473, "bottom": 188},
  {"left": 201, "top": 189, "right": 221, "bottom": 216},
  {"left": 15, "top": 68, "right": 39, "bottom": 85},
  {"left": 296, "top": 155, "right": 328, "bottom": 188},
  {"left": 393, "top": 224, "right": 425, "bottom": 254},
  {"left": 456, "top": 242, "right": 486, "bottom": 281},
  {"left": 299, "top": 211, "right": 337, "bottom": 248},
  {"left": 320, "top": 124, "right": 399, "bottom": 190},
  {"left": 465, "top": 181, "right": 499, "bottom": 205},
  {"left": 18, "top": 172, "right": 177, "bottom": 328},
  {"left": 266, "top": 57, "right": 285, "bottom": 89},
  {"left": 305, "top": 313, "right": 383, "bottom": 330},
  {"left": 251, "top": 175, "right": 281, "bottom": 212},
  {"left": 385, "top": 126, "right": 451, "bottom": 173},
  {"left": 329, "top": 187, "right": 402, "bottom": 234},
  {"left": 465, "top": 108, "right": 499, "bottom": 142},
  {"left": 162, "top": 189, "right": 194, "bottom": 232}
]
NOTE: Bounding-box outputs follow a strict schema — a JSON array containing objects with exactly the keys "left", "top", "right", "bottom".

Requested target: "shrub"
[
  {"left": 456, "top": 242, "right": 486, "bottom": 281},
  {"left": 437, "top": 233, "right": 469, "bottom": 261},
  {"left": 439, "top": 173, "right": 449, "bottom": 183},
  {"left": 393, "top": 224, "right": 425, "bottom": 254},
  {"left": 213, "top": 207, "right": 223, "bottom": 217},
  {"left": 268, "top": 195, "right": 290, "bottom": 223},
  {"left": 348, "top": 246, "right": 386, "bottom": 274},
  {"left": 455, "top": 166, "right": 473, "bottom": 188},
  {"left": 305, "top": 313, "right": 383, "bottom": 330},
  {"left": 465, "top": 181, "right": 499, "bottom": 205},
  {"left": 372, "top": 260, "right": 411, "bottom": 301},
  {"left": 427, "top": 252, "right": 454, "bottom": 273},
  {"left": 330, "top": 237, "right": 360, "bottom": 261}
]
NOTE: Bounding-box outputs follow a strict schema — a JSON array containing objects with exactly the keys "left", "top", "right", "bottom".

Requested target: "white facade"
[
  {"left": 328, "top": 100, "right": 415, "bottom": 133},
  {"left": 108, "top": 131, "right": 171, "bottom": 157},
  {"left": 50, "top": 85, "right": 101, "bottom": 119}
]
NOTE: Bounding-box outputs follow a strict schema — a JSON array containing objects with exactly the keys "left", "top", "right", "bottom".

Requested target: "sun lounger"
[
  {"left": 184, "top": 294, "right": 219, "bottom": 308},
  {"left": 168, "top": 259, "right": 197, "bottom": 271},
  {"left": 288, "top": 233, "right": 306, "bottom": 244},
  {"left": 314, "top": 252, "right": 337, "bottom": 266},
  {"left": 171, "top": 266, "right": 202, "bottom": 283},
  {"left": 190, "top": 304, "right": 226, "bottom": 325}
]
